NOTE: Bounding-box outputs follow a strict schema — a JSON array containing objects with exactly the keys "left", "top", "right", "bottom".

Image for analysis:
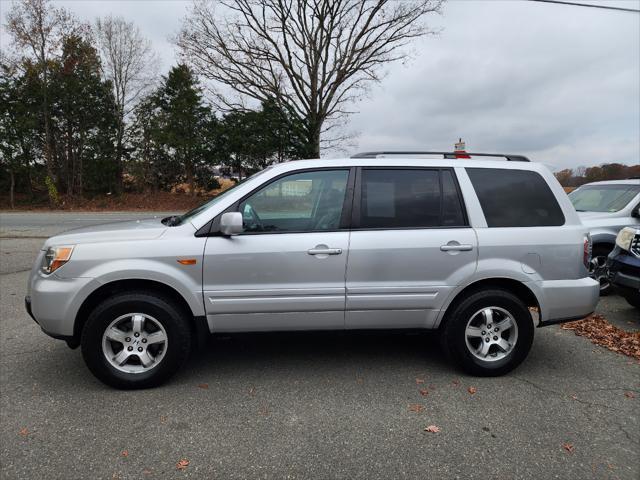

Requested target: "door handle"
[
  {"left": 307, "top": 247, "right": 342, "bottom": 256},
  {"left": 440, "top": 244, "right": 473, "bottom": 252}
]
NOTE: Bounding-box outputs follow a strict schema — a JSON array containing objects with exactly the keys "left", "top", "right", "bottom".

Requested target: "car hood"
[{"left": 43, "top": 218, "right": 168, "bottom": 247}]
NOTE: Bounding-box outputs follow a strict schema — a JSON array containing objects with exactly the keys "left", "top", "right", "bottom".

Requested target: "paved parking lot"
[{"left": 0, "top": 213, "right": 638, "bottom": 479}]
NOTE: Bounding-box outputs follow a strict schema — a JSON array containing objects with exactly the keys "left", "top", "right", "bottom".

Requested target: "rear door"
[
  {"left": 345, "top": 168, "right": 478, "bottom": 329},
  {"left": 202, "top": 168, "right": 353, "bottom": 331}
]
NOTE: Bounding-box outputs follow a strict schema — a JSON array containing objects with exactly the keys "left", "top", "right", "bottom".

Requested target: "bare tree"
[
  {"left": 95, "top": 15, "right": 158, "bottom": 193},
  {"left": 177, "top": 0, "right": 443, "bottom": 157},
  {"left": 5, "top": 0, "right": 79, "bottom": 202}
]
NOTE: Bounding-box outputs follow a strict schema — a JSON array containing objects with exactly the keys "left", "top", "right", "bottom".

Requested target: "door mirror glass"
[{"left": 220, "top": 212, "right": 244, "bottom": 236}]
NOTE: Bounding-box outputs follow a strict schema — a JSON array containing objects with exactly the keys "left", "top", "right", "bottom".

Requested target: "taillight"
[{"left": 583, "top": 235, "right": 591, "bottom": 269}]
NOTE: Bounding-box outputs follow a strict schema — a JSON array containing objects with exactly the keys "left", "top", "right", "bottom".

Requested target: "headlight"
[
  {"left": 615, "top": 227, "right": 636, "bottom": 252},
  {"left": 42, "top": 245, "right": 75, "bottom": 274}
]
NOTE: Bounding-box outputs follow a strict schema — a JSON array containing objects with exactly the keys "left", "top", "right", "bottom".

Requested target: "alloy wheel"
[
  {"left": 464, "top": 307, "right": 519, "bottom": 362},
  {"left": 101, "top": 313, "right": 168, "bottom": 374}
]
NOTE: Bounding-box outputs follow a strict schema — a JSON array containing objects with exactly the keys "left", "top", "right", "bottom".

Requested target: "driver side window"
[{"left": 238, "top": 170, "right": 349, "bottom": 233}]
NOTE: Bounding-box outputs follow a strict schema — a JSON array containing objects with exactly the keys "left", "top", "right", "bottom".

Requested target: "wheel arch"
[
  {"left": 436, "top": 278, "right": 541, "bottom": 330},
  {"left": 71, "top": 279, "right": 208, "bottom": 349}
]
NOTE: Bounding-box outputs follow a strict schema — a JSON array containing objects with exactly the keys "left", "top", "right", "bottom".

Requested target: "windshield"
[
  {"left": 173, "top": 169, "right": 272, "bottom": 226},
  {"left": 569, "top": 184, "right": 640, "bottom": 212}
]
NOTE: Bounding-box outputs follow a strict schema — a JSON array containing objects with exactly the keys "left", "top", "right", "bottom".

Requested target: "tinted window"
[
  {"left": 467, "top": 168, "right": 565, "bottom": 227},
  {"left": 359, "top": 169, "right": 466, "bottom": 228},
  {"left": 239, "top": 169, "right": 348, "bottom": 232},
  {"left": 441, "top": 170, "right": 466, "bottom": 226}
]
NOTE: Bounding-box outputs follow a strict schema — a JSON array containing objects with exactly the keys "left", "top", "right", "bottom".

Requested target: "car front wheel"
[
  {"left": 81, "top": 291, "right": 191, "bottom": 389},
  {"left": 440, "top": 289, "right": 535, "bottom": 376}
]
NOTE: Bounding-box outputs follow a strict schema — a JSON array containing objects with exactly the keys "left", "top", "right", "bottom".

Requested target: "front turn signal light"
[{"left": 42, "top": 245, "right": 75, "bottom": 274}]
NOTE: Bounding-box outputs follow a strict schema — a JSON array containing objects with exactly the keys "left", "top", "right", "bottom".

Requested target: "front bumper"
[
  {"left": 607, "top": 247, "right": 640, "bottom": 291},
  {"left": 27, "top": 271, "right": 98, "bottom": 338}
]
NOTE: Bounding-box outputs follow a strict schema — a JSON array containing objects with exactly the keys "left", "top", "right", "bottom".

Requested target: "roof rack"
[{"left": 350, "top": 151, "right": 530, "bottom": 162}]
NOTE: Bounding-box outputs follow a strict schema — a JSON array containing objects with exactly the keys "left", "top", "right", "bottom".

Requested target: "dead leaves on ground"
[
  {"left": 562, "top": 443, "right": 575, "bottom": 454},
  {"left": 176, "top": 459, "right": 190, "bottom": 470},
  {"left": 408, "top": 403, "right": 425, "bottom": 413},
  {"left": 18, "top": 427, "right": 29, "bottom": 437},
  {"left": 419, "top": 388, "right": 429, "bottom": 396},
  {"left": 197, "top": 383, "right": 209, "bottom": 390},
  {"left": 424, "top": 425, "right": 441, "bottom": 433},
  {"left": 624, "top": 391, "right": 636, "bottom": 398},
  {"left": 561, "top": 314, "right": 640, "bottom": 360},
  {"left": 467, "top": 386, "right": 477, "bottom": 395},
  {"left": 120, "top": 450, "right": 129, "bottom": 458}
]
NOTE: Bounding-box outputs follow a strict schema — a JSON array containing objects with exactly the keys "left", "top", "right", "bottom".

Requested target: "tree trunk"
[
  {"left": 9, "top": 170, "right": 15, "bottom": 210},
  {"left": 40, "top": 43, "right": 55, "bottom": 206},
  {"left": 114, "top": 112, "right": 125, "bottom": 194}
]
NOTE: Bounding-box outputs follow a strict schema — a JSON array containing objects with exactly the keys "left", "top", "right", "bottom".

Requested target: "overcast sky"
[{"left": 1, "top": 0, "right": 638, "bottom": 170}]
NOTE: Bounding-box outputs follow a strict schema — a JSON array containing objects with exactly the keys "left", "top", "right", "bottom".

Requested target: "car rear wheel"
[
  {"left": 81, "top": 291, "right": 191, "bottom": 389},
  {"left": 440, "top": 289, "right": 534, "bottom": 376},
  {"left": 590, "top": 245, "right": 613, "bottom": 295}
]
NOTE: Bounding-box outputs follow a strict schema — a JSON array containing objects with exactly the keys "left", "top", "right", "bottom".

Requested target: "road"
[{"left": 0, "top": 212, "right": 638, "bottom": 479}]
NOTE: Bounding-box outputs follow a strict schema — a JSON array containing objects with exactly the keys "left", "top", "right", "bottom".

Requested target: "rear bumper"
[{"left": 537, "top": 277, "right": 600, "bottom": 325}]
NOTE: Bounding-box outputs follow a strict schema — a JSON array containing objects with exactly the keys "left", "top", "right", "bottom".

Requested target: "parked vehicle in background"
[
  {"left": 569, "top": 179, "right": 640, "bottom": 294},
  {"left": 607, "top": 227, "right": 640, "bottom": 309},
  {"left": 26, "top": 152, "right": 599, "bottom": 389}
]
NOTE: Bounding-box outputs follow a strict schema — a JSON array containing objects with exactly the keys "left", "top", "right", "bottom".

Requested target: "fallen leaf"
[
  {"left": 562, "top": 443, "right": 575, "bottom": 453},
  {"left": 258, "top": 405, "right": 269, "bottom": 416},
  {"left": 121, "top": 450, "right": 129, "bottom": 457},
  {"left": 160, "top": 415, "right": 168, "bottom": 424},
  {"left": 143, "top": 469, "right": 153, "bottom": 475},
  {"left": 18, "top": 428, "right": 29, "bottom": 437},
  {"left": 570, "top": 394, "right": 578, "bottom": 401},
  {"left": 408, "top": 404, "right": 425, "bottom": 413},
  {"left": 248, "top": 387, "right": 256, "bottom": 396},
  {"left": 467, "top": 386, "right": 477, "bottom": 395},
  {"left": 197, "top": 383, "right": 209, "bottom": 389},
  {"left": 561, "top": 314, "right": 640, "bottom": 360},
  {"left": 452, "top": 379, "right": 460, "bottom": 386},
  {"left": 624, "top": 392, "right": 635, "bottom": 398},
  {"left": 356, "top": 378, "right": 364, "bottom": 384},
  {"left": 424, "top": 425, "right": 440, "bottom": 433},
  {"left": 176, "top": 459, "right": 190, "bottom": 470},
  {"left": 415, "top": 378, "right": 425, "bottom": 384},
  {"left": 419, "top": 389, "right": 429, "bottom": 396}
]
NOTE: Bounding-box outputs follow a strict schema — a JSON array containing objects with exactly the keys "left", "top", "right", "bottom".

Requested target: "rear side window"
[
  {"left": 358, "top": 169, "right": 467, "bottom": 229},
  {"left": 467, "top": 168, "right": 565, "bottom": 227}
]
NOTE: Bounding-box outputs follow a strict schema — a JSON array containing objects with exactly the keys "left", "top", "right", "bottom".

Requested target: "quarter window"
[
  {"left": 358, "top": 169, "right": 466, "bottom": 229},
  {"left": 467, "top": 168, "right": 565, "bottom": 227},
  {"left": 238, "top": 170, "right": 349, "bottom": 233}
]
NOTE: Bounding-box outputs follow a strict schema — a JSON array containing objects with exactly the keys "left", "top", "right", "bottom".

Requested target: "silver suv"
[
  {"left": 26, "top": 152, "right": 600, "bottom": 388},
  {"left": 569, "top": 179, "right": 640, "bottom": 294}
]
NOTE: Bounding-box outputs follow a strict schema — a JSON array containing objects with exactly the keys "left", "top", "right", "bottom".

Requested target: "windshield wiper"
[{"left": 161, "top": 215, "right": 182, "bottom": 226}]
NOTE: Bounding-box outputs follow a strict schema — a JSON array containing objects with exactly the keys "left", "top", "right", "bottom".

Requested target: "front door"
[
  {"left": 345, "top": 168, "right": 478, "bottom": 329},
  {"left": 202, "top": 168, "right": 352, "bottom": 332}
]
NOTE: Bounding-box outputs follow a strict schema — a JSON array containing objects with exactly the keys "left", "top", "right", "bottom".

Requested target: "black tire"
[
  {"left": 440, "top": 289, "right": 534, "bottom": 376},
  {"left": 81, "top": 291, "right": 192, "bottom": 389},
  {"left": 622, "top": 291, "right": 640, "bottom": 309},
  {"left": 591, "top": 245, "right": 613, "bottom": 296}
]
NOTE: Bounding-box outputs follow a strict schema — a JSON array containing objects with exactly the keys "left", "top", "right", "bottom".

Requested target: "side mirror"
[
  {"left": 632, "top": 205, "right": 640, "bottom": 218},
  {"left": 219, "top": 212, "right": 243, "bottom": 236}
]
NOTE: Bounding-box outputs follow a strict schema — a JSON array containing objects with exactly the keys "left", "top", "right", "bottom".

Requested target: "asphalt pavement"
[{"left": 0, "top": 212, "right": 638, "bottom": 479}]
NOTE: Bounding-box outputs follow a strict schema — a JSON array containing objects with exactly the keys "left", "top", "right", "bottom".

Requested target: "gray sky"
[{"left": 1, "top": 0, "right": 639, "bottom": 170}]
